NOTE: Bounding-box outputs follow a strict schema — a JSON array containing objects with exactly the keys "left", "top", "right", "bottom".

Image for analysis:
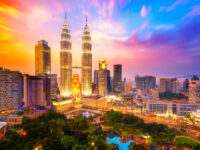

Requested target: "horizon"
[{"left": 0, "top": 0, "right": 200, "bottom": 79}]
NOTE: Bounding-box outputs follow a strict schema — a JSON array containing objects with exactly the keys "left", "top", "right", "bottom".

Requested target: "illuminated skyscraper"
[
  {"left": 81, "top": 16, "right": 92, "bottom": 96},
  {"left": 35, "top": 40, "right": 51, "bottom": 75},
  {"left": 60, "top": 13, "right": 72, "bottom": 96},
  {"left": 113, "top": 64, "right": 122, "bottom": 95},
  {"left": 98, "top": 59, "right": 107, "bottom": 96}
]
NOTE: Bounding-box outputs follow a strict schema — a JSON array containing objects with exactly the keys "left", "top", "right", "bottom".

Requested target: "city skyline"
[{"left": 0, "top": 0, "right": 200, "bottom": 79}]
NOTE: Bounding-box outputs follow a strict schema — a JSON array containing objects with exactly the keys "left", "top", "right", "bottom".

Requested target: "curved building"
[
  {"left": 60, "top": 14, "right": 72, "bottom": 96},
  {"left": 81, "top": 17, "right": 92, "bottom": 96}
]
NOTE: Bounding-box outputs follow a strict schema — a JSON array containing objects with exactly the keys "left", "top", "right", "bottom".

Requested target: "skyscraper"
[
  {"left": 106, "top": 70, "right": 112, "bottom": 94},
  {"left": 159, "top": 78, "right": 179, "bottom": 93},
  {"left": 189, "top": 75, "right": 200, "bottom": 103},
  {"left": 81, "top": 16, "right": 92, "bottom": 96},
  {"left": 135, "top": 75, "right": 156, "bottom": 91},
  {"left": 98, "top": 59, "right": 107, "bottom": 96},
  {"left": 0, "top": 68, "right": 24, "bottom": 109},
  {"left": 183, "top": 79, "right": 189, "bottom": 92},
  {"left": 159, "top": 78, "right": 171, "bottom": 93},
  {"left": 60, "top": 13, "right": 72, "bottom": 97},
  {"left": 94, "top": 68, "right": 99, "bottom": 89},
  {"left": 171, "top": 78, "right": 179, "bottom": 94},
  {"left": 113, "top": 64, "right": 122, "bottom": 95},
  {"left": 35, "top": 40, "right": 51, "bottom": 75}
]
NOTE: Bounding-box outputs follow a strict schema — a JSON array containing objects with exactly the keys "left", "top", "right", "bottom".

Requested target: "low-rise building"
[{"left": 146, "top": 100, "right": 200, "bottom": 116}]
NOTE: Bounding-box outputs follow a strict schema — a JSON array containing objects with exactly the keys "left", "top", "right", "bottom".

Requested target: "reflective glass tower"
[
  {"left": 60, "top": 13, "right": 72, "bottom": 96},
  {"left": 81, "top": 17, "right": 92, "bottom": 96}
]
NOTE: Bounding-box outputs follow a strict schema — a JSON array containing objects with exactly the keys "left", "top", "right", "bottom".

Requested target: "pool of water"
[{"left": 106, "top": 136, "right": 132, "bottom": 150}]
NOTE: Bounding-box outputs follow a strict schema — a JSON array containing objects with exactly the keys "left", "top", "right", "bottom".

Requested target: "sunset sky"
[{"left": 0, "top": 0, "right": 200, "bottom": 79}]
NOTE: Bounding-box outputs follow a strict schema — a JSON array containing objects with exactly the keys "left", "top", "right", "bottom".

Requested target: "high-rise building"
[
  {"left": 48, "top": 74, "right": 58, "bottom": 100},
  {"left": 24, "top": 75, "right": 48, "bottom": 107},
  {"left": 135, "top": 75, "right": 156, "bottom": 91},
  {"left": 159, "top": 78, "right": 179, "bottom": 93},
  {"left": 35, "top": 40, "right": 51, "bottom": 75},
  {"left": 98, "top": 59, "right": 107, "bottom": 96},
  {"left": 189, "top": 75, "right": 200, "bottom": 103},
  {"left": 81, "top": 17, "right": 92, "bottom": 96},
  {"left": 106, "top": 70, "right": 112, "bottom": 94},
  {"left": 113, "top": 64, "right": 122, "bottom": 95},
  {"left": 159, "top": 78, "right": 171, "bottom": 93},
  {"left": 0, "top": 68, "right": 24, "bottom": 109},
  {"left": 94, "top": 68, "right": 99, "bottom": 89},
  {"left": 183, "top": 79, "right": 189, "bottom": 92},
  {"left": 60, "top": 14, "right": 72, "bottom": 97},
  {"left": 171, "top": 78, "right": 179, "bottom": 94}
]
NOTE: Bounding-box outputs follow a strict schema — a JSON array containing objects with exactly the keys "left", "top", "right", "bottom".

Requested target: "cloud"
[
  {"left": 141, "top": 22, "right": 148, "bottom": 30},
  {"left": 154, "top": 24, "right": 174, "bottom": 30},
  {"left": 141, "top": 5, "right": 147, "bottom": 17},
  {"left": 184, "top": 5, "right": 200, "bottom": 18},
  {"left": 112, "top": 20, "right": 200, "bottom": 76},
  {"left": 108, "top": 0, "right": 114, "bottom": 16},
  {"left": 167, "top": 0, "right": 190, "bottom": 12}
]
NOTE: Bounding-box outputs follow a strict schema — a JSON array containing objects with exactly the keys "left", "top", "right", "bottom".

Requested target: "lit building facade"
[
  {"left": 0, "top": 68, "right": 23, "bottom": 109},
  {"left": 82, "top": 96, "right": 107, "bottom": 109},
  {"left": 81, "top": 17, "right": 92, "bottom": 96},
  {"left": 35, "top": 40, "right": 51, "bottom": 75},
  {"left": 113, "top": 64, "right": 122, "bottom": 95},
  {"left": 146, "top": 100, "right": 200, "bottom": 116},
  {"left": 189, "top": 75, "right": 200, "bottom": 103},
  {"left": 23, "top": 74, "right": 48, "bottom": 107},
  {"left": 71, "top": 73, "right": 81, "bottom": 95},
  {"left": 98, "top": 59, "right": 107, "bottom": 96},
  {"left": 60, "top": 14, "right": 72, "bottom": 97}
]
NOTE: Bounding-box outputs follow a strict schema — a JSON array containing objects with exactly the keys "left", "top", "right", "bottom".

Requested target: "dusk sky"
[{"left": 0, "top": 0, "right": 200, "bottom": 80}]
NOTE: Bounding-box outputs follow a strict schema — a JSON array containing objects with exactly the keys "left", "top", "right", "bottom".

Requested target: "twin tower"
[{"left": 60, "top": 14, "right": 92, "bottom": 97}]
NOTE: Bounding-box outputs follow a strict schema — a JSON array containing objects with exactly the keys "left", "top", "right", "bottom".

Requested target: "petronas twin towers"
[{"left": 60, "top": 14, "right": 92, "bottom": 97}]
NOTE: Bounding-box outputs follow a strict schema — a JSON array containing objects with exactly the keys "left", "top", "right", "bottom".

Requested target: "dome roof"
[{"left": 191, "top": 75, "right": 199, "bottom": 81}]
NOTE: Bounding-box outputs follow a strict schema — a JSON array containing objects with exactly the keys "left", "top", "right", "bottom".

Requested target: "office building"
[
  {"left": 35, "top": 40, "right": 51, "bottom": 75},
  {"left": 23, "top": 75, "right": 48, "bottom": 107},
  {"left": 98, "top": 59, "right": 107, "bottom": 96},
  {"left": 171, "top": 78, "right": 179, "bottom": 94},
  {"left": 159, "top": 78, "right": 179, "bottom": 93},
  {"left": 135, "top": 75, "right": 156, "bottom": 93},
  {"left": 94, "top": 68, "right": 99, "bottom": 89},
  {"left": 106, "top": 70, "right": 112, "bottom": 94},
  {"left": 189, "top": 75, "right": 200, "bottom": 103},
  {"left": 183, "top": 79, "right": 189, "bottom": 92},
  {"left": 60, "top": 13, "right": 72, "bottom": 97},
  {"left": 113, "top": 64, "right": 122, "bottom": 95},
  {"left": 81, "top": 17, "right": 92, "bottom": 96},
  {"left": 0, "top": 68, "right": 23, "bottom": 109}
]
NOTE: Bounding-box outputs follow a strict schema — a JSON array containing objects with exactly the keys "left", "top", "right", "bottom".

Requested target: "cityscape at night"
[{"left": 0, "top": 0, "right": 200, "bottom": 150}]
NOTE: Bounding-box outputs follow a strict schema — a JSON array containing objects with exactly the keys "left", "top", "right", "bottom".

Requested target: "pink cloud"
[
  {"left": 108, "top": 0, "right": 114, "bottom": 16},
  {"left": 141, "top": 5, "right": 147, "bottom": 17},
  {"left": 141, "top": 22, "right": 148, "bottom": 30}
]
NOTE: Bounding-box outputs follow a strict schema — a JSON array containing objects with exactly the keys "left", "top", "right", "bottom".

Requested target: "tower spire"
[
  {"left": 64, "top": 12, "right": 67, "bottom": 25},
  {"left": 86, "top": 15, "right": 87, "bottom": 25}
]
